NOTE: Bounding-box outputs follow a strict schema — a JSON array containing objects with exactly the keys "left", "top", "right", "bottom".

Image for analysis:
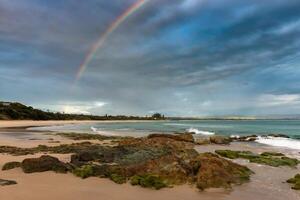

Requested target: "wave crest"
[
  {"left": 186, "top": 128, "right": 215, "bottom": 135},
  {"left": 256, "top": 136, "right": 300, "bottom": 150}
]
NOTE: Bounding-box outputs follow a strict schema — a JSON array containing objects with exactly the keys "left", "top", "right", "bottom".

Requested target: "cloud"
[
  {"left": 35, "top": 101, "right": 108, "bottom": 114},
  {"left": 1, "top": 0, "right": 300, "bottom": 116},
  {"left": 257, "top": 94, "right": 300, "bottom": 107}
]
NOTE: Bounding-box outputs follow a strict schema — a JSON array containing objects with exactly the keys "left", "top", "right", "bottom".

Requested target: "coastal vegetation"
[
  {"left": 215, "top": 150, "right": 300, "bottom": 167},
  {"left": 0, "top": 133, "right": 253, "bottom": 190},
  {"left": 0, "top": 101, "right": 166, "bottom": 121}
]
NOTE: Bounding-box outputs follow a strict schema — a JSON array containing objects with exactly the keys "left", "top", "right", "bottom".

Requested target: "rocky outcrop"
[
  {"left": 1, "top": 134, "right": 253, "bottom": 191},
  {"left": 21, "top": 155, "right": 69, "bottom": 173},
  {"left": 216, "top": 150, "right": 300, "bottom": 167}
]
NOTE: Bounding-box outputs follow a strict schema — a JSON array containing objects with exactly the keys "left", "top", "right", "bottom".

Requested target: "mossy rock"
[
  {"left": 2, "top": 161, "right": 21, "bottom": 171},
  {"left": 73, "top": 165, "right": 95, "bottom": 179},
  {"left": 109, "top": 173, "right": 127, "bottom": 184},
  {"left": 21, "top": 155, "right": 69, "bottom": 173},
  {"left": 130, "top": 174, "right": 168, "bottom": 190},
  {"left": 56, "top": 132, "right": 124, "bottom": 141},
  {"left": 287, "top": 174, "right": 300, "bottom": 190},
  {"left": 249, "top": 156, "right": 299, "bottom": 167},
  {"left": 215, "top": 150, "right": 258, "bottom": 159},
  {"left": 261, "top": 152, "right": 285, "bottom": 157},
  {"left": 216, "top": 150, "right": 299, "bottom": 167},
  {"left": 196, "top": 153, "right": 253, "bottom": 190}
]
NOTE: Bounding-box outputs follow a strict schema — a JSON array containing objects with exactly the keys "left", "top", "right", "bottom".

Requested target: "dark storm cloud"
[{"left": 1, "top": 0, "right": 300, "bottom": 116}]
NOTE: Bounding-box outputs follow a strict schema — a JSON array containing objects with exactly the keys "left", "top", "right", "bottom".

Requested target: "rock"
[
  {"left": 130, "top": 174, "right": 168, "bottom": 189},
  {"left": 230, "top": 135, "right": 258, "bottom": 142},
  {"left": 195, "top": 153, "right": 253, "bottom": 190},
  {"left": 2, "top": 161, "right": 21, "bottom": 170},
  {"left": 209, "top": 136, "right": 231, "bottom": 144},
  {"left": 21, "top": 155, "right": 69, "bottom": 173},
  {"left": 267, "top": 133, "right": 290, "bottom": 138},
  {"left": 287, "top": 174, "right": 300, "bottom": 190},
  {"left": 194, "top": 138, "right": 211, "bottom": 145},
  {"left": 260, "top": 152, "right": 285, "bottom": 157},
  {"left": 0, "top": 179, "right": 17, "bottom": 186},
  {"left": 8, "top": 133, "right": 253, "bottom": 191},
  {"left": 216, "top": 150, "right": 300, "bottom": 167},
  {"left": 147, "top": 133, "right": 194, "bottom": 143}
]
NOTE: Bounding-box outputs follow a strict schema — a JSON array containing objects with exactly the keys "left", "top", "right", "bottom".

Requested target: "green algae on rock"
[
  {"left": 130, "top": 174, "right": 168, "bottom": 190},
  {"left": 287, "top": 174, "right": 300, "bottom": 190},
  {"left": 215, "top": 150, "right": 300, "bottom": 167},
  {"left": 195, "top": 153, "right": 253, "bottom": 190},
  {"left": 21, "top": 155, "right": 69, "bottom": 173},
  {"left": 1, "top": 133, "right": 253, "bottom": 191},
  {"left": 56, "top": 132, "right": 130, "bottom": 141},
  {"left": 2, "top": 161, "right": 21, "bottom": 171}
]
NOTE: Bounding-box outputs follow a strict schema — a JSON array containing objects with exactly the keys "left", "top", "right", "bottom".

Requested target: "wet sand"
[{"left": 0, "top": 122, "right": 299, "bottom": 200}]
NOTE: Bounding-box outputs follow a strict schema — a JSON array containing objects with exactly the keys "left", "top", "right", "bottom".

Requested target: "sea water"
[{"left": 32, "top": 120, "right": 300, "bottom": 150}]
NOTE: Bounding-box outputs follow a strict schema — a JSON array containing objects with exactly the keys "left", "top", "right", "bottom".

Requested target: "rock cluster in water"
[{"left": 1, "top": 133, "right": 253, "bottom": 190}]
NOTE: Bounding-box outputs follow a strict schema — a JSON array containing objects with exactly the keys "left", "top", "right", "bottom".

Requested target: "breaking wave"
[
  {"left": 186, "top": 128, "right": 215, "bottom": 135},
  {"left": 256, "top": 136, "right": 300, "bottom": 150}
]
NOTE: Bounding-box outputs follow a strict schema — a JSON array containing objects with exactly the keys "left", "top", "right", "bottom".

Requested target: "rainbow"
[{"left": 75, "top": 0, "right": 148, "bottom": 81}]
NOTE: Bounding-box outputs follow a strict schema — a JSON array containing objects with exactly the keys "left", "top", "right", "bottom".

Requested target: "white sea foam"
[
  {"left": 91, "top": 126, "right": 97, "bottom": 132},
  {"left": 186, "top": 128, "right": 215, "bottom": 135},
  {"left": 256, "top": 136, "right": 300, "bottom": 150}
]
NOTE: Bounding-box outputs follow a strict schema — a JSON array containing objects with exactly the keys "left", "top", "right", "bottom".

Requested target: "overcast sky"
[{"left": 1, "top": 0, "right": 300, "bottom": 116}]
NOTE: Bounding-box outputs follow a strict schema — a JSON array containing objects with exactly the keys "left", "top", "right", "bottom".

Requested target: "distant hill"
[{"left": 0, "top": 101, "right": 165, "bottom": 121}]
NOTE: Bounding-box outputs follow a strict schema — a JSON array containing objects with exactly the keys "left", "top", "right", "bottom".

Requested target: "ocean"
[{"left": 32, "top": 120, "right": 300, "bottom": 150}]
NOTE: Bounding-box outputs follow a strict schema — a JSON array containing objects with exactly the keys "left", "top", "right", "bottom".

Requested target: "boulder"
[
  {"left": 21, "top": 155, "right": 69, "bottom": 173},
  {"left": 209, "top": 136, "right": 231, "bottom": 144},
  {"left": 195, "top": 153, "right": 253, "bottom": 190}
]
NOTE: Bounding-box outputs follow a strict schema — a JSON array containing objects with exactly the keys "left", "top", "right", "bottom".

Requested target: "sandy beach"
[
  {"left": 0, "top": 120, "right": 165, "bottom": 128},
  {"left": 0, "top": 121, "right": 299, "bottom": 200}
]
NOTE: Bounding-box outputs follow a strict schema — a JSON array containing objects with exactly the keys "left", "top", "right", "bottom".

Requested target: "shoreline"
[{"left": 0, "top": 122, "right": 299, "bottom": 200}]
